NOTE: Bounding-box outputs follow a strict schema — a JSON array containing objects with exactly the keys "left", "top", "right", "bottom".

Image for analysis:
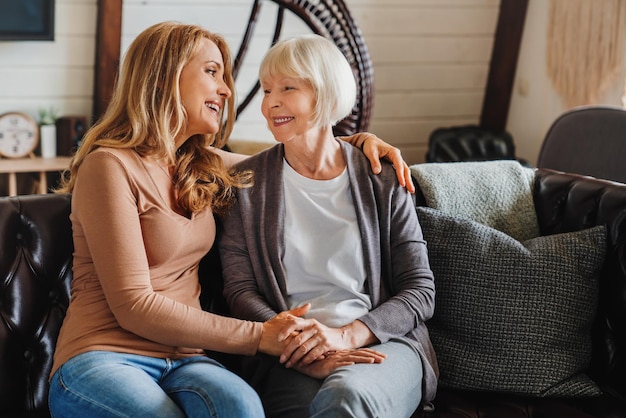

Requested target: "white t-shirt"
[{"left": 282, "top": 159, "right": 372, "bottom": 327}]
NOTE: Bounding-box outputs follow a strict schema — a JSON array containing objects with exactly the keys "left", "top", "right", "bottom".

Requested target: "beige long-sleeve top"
[{"left": 51, "top": 147, "right": 262, "bottom": 378}]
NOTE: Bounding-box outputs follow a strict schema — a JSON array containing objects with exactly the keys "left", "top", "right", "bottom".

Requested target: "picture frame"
[{"left": 0, "top": 0, "right": 55, "bottom": 41}]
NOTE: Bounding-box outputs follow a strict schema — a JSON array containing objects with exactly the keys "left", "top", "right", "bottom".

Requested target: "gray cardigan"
[{"left": 219, "top": 140, "right": 438, "bottom": 402}]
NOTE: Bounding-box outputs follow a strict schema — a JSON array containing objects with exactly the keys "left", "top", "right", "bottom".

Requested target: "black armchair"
[
  {"left": 537, "top": 105, "right": 626, "bottom": 183},
  {"left": 425, "top": 124, "right": 529, "bottom": 166}
]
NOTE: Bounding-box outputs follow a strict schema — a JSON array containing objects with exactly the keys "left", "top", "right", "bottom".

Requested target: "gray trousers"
[{"left": 245, "top": 338, "right": 424, "bottom": 418}]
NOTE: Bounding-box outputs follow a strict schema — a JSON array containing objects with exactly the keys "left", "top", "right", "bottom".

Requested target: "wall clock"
[{"left": 0, "top": 112, "right": 39, "bottom": 158}]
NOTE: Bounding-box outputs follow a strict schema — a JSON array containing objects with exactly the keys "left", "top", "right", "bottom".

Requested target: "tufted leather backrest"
[
  {"left": 534, "top": 169, "right": 626, "bottom": 400},
  {"left": 0, "top": 194, "right": 72, "bottom": 418}
]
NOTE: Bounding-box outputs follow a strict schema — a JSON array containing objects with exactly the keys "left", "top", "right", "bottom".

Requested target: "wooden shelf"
[{"left": 0, "top": 156, "right": 72, "bottom": 196}]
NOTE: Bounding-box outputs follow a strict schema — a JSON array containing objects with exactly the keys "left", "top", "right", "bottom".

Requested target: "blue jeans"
[{"left": 48, "top": 351, "right": 264, "bottom": 418}]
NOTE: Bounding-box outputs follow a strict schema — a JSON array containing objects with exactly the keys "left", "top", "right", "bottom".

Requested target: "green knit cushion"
[{"left": 417, "top": 207, "right": 606, "bottom": 397}]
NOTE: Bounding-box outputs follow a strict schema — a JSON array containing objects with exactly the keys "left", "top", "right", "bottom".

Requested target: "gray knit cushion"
[{"left": 417, "top": 207, "right": 606, "bottom": 397}]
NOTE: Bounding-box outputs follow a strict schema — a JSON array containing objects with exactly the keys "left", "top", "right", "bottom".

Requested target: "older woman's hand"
[
  {"left": 279, "top": 318, "right": 379, "bottom": 368},
  {"left": 293, "top": 348, "right": 386, "bottom": 379}
]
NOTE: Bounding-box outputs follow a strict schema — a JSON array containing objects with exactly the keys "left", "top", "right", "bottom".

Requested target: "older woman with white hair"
[{"left": 219, "top": 34, "right": 438, "bottom": 418}]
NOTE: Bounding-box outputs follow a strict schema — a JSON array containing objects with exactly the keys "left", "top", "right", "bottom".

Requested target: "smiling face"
[
  {"left": 178, "top": 37, "right": 231, "bottom": 142},
  {"left": 261, "top": 75, "right": 319, "bottom": 143}
]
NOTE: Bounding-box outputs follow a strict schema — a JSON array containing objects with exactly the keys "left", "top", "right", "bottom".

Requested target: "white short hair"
[{"left": 259, "top": 34, "right": 357, "bottom": 127}]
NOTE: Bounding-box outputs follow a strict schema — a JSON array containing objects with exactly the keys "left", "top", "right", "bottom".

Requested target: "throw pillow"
[
  {"left": 410, "top": 161, "right": 539, "bottom": 241},
  {"left": 417, "top": 207, "right": 606, "bottom": 397}
]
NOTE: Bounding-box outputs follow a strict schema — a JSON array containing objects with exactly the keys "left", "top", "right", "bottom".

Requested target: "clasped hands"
[{"left": 259, "top": 304, "right": 386, "bottom": 379}]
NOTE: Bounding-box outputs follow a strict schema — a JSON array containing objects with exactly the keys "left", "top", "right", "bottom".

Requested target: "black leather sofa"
[{"left": 1, "top": 168, "right": 625, "bottom": 418}]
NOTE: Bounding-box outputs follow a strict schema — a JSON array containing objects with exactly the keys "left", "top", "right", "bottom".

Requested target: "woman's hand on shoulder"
[{"left": 339, "top": 133, "right": 415, "bottom": 193}]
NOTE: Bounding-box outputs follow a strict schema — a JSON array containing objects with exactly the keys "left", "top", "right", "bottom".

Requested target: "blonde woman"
[{"left": 48, "top": 22, "right": 410, "bottom": 418}]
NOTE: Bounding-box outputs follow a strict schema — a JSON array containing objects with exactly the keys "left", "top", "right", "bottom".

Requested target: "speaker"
[{"left": 56, "top": 116, "right": 88, "bottom": 156}]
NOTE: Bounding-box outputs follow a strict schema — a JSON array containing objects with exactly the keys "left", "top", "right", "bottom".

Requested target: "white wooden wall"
[
  {"left": 352, "top": 0, "right": 499, "bottom": 163},
  {"left": 0, "top": 0, "right": 96, "bottom": 121},
  {"left": 0, "top": 0, "right": 502, "bottom": 165}
]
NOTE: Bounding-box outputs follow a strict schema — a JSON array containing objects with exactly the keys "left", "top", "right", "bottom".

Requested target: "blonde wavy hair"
[{"left": 57, "top": 21, "right": 250, "bottom": 215}]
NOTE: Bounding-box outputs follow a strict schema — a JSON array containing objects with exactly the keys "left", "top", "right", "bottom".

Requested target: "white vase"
[{"left": 40, "top": 124, "right": 57, "bottom": 158}]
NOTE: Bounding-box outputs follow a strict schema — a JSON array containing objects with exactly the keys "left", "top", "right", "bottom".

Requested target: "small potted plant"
[{"left": 38, "top": 107, "right": 57, "bottom": 158}]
